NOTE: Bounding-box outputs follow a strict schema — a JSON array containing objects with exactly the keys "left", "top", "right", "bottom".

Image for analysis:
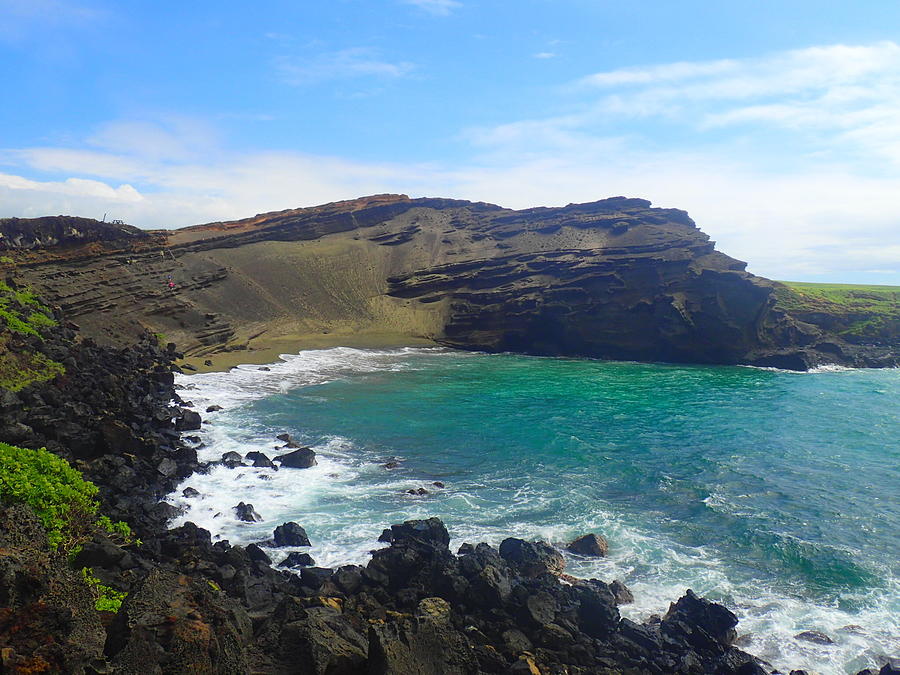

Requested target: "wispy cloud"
[
  {"left": 402, "top": 0, "right": 461, "bottom": 16},
  {"left": 0, "top": 0, "right": 101, "bottom": 42},
  {"left": 277, "top": 47, "right": 414, "bottom": 86},
  {"left": 533, "top": 52, "right": 556, "bottom": 60},
  {"left": 573, "top": 42, "right": 900, "bottom": 163}
]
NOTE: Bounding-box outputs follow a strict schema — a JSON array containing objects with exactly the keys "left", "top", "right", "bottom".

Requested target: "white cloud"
[
  {"left": 574, "top": 42, "right": 900, "bottom": 164},
  {"left": 402, "top": 0, "right": 461, "bottom": 16},
  {"left": 277, "top": 48, "right": 414, "bottom": 86},
  {"left": 533, "top": 52, "right": 556, "bottom": 60}
]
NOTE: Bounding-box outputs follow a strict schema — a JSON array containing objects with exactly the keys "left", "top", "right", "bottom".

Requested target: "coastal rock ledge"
[{"left": 3, "top": 194, "right": 895, "bottom": 370}]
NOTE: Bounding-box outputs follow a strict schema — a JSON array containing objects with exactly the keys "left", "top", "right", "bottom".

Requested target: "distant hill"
[{"left": 1, "top": 194, "right": 896, "bottom": 370}]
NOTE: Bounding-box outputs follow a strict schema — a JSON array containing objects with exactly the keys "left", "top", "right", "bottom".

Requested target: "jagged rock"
[
  {"left": 273, "top": 522, "right": 311, "bottom": 547},
  {"left": 278, "top": 552, "right": 316, "bottom": 568},
  {"left": 106, "top": 568, "right": 251, "bottom": 673},
  {"left": 233, "top": 502, "right": 262, "bottom": 522},
  {"left": 662, "top": 589, "right": 738, "bottom": 648},
  {"left": 386, "top": 517, "right": 450, "bottom": 549},
  {"left": 300, "top": 567, "right": 334, "bottom": 590},
  {"left": 206, "top": 404, "right": 223, "bottom": 412},
  {"left": 175, "top": 409, "right": 202, "bottom": 431},
  {"left": 245, "top": 450, "right": 276, "bottom": 468},
  {"left": 367, "top": 602, "right": 478, "bottom": 674},
  {"left": 333, "top": 565, "right": 364, "bottom": 594},
  {"left": 246, "top": 543, "right": 272, "bottom": 565},
  {"left": 221, "top": 450, "right": 244, "bottom": 467},
  {"left": 499, "top": 538, "right": 565, "bottom": 577},
  {"left": 610, "top": 579, "right": 634, "bottom": 605},
  {"left": 182, "top": 486, "right": 200, "bottom": 498},
  {"left": 276, "top": 433, "right": 293, "bottom": 442},
  {"left": 275, "top": 447, "right": 317, "bottom": 468},
  {"left": 567, "top": 533, "right": 608, "bottom": 557}
]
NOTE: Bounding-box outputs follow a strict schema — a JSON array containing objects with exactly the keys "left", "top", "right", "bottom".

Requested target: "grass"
[{"left": 774, "top": 281, "right": 900, "bottom": 342}]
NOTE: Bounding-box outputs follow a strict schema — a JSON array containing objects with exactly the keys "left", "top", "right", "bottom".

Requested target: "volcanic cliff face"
[{"left": 2, "top": 194, "right": 894, "bottom": 369}]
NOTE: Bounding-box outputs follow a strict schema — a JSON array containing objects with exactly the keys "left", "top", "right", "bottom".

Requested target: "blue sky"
[{"left": 2, "top": 0, "right": 900, "bottom": 283}]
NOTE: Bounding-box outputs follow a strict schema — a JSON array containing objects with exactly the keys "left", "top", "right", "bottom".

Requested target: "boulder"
[
  {"left": 566, "top": 533, "right": 608, "bottom": 557},
  {"left": 221, "top": 451, "right": 244, "bottom": 468},
  {"left": 182, "top": 486, "right": 200, "bottom": 498},
  {"left": 175, "top": 409, "right": 202, "bottom": 431},
  {"left": 206, "top": 404, "right": 223, "bottom": 412},
  {"left": 499, "top": 538, "right": 565, "bottom": 577},
  {"left": 245, "top": 450, "right": 276, "bottom": 468},
  {"left": 233, "top": 502, "right": 262, "bottom": 522},
  {"left": 278, "top": 552, "right": 316, "bottom": 568},
  {"left": 276, "top": 447, "right": 317, "bottom": 468},
  {"left": 387, "top": 517, "right": 450, "bottom": 549},
  {"left": 794, "top": 630, "right": 834, "bottom": 645},
  {"left": 661, "top": 589, "right": 738, "bottom": 648},
  {"left": 246, "top": 543, "right": 272, "bottom": 565},
  {"left": 610, "top": 579, "right": 634, "bottom": 605},
  {"left": 300, "top": 567, "right": 334, "bottom": 590},
  {"left": 273, "top": 522, "right": 311, "bottom": 547}
]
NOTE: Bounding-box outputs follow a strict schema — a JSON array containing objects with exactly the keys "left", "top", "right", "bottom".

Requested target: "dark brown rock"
[
  {"left": 275, "top": 447, "right": 317, "bottom": 468},
  {"left": 273, "top": 522, "right": 310, "bottom": 547},
  {"left": 566, "top": 533, "right": 608, "bottom": 557}
]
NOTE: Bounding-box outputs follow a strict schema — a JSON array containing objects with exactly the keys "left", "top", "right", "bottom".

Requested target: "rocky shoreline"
[{"left": 0, "top": 301, "right": 897, "bottom": 673}]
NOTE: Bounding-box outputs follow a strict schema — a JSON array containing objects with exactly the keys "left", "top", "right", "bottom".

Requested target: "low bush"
[
  {"left": 0, "top": 442, "right": 133, "bottom": 553},
  {"left": 81, "top": 567, "right": 127, "bottom": 612}
]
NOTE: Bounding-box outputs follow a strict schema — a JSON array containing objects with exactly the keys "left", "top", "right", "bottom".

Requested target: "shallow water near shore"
[{"left": 169, "top": 347, "right": 899, "bottom": 674}]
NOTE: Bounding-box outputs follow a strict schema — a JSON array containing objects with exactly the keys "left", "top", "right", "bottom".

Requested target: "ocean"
[{"left": 168, "top": 347, "right": 899, "bottom": 674}]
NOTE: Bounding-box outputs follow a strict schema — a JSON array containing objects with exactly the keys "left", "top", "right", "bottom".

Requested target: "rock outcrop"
[{"left": 3, "top": 194, "right": 895, "bottom": 369}]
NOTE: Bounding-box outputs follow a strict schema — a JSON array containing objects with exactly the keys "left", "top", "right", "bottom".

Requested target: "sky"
[{"left": 2, "top": 1, "right": 900, "bottom": 284}]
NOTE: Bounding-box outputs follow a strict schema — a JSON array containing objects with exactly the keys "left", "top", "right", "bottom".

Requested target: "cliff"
[{"left": 2, "top": 194, "right": 895, "bottom": 370}]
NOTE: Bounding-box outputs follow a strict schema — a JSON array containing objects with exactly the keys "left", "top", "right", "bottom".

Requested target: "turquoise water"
[{"left": 171, "top": 348, "right": 899, "bottom": 674}]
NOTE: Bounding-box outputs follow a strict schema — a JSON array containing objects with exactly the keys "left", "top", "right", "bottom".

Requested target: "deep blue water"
[{"left": 171, "top": 348, "right": 899, "bottom": 674}]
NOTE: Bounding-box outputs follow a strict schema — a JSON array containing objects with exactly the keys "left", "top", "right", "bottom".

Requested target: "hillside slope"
[{"left": 2, "top": 195, "right": 895, "bottom": 370}]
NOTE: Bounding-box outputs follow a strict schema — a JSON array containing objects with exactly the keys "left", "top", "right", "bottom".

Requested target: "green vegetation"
[
  {"left": 0, "top": 280, "right": 57, "bottom": 337},
  {"left": 81, "top": 567, "right": 127, "bottom": 613},
  {"left": 0, "top": 442, "right": 133, "bottom": 553},
  {"left": 0, "top": 280, "right": 64, "bottom": 390},
  {"left": 774, "top": 281, "right": 900, "bottom": 343}
]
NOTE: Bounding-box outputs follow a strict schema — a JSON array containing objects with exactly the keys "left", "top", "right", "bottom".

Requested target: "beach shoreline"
[{"left": 178, "top": 330, "right": 437, "bottom": 373}]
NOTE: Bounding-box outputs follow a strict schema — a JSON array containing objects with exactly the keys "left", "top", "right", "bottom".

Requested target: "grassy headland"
[{"left": 774, "top": 281, "right": 900, "bottom": 345}]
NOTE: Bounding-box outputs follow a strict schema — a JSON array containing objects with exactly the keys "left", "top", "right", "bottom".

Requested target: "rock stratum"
[{"left": 3, "top": 194, "right": 896, "bottom": 370}]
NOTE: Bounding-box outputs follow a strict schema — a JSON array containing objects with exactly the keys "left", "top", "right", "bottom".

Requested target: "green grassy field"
[{"left": 773, "top": 281, "right": 900, "bottom": 344}]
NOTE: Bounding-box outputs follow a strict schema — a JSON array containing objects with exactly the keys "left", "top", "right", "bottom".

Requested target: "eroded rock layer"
[{"left": 2, "top": 194, "right": 895, "bottom": 369}]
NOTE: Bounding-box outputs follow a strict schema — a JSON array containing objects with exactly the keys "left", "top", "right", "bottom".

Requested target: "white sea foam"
[{"left": 167, "top": 347, "right": 900, "bottom": 675}]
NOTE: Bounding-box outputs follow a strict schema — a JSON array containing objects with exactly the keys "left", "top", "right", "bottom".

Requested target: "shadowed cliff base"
[{"left": 2, "top": 194, "right": 896, "bottom": 370}]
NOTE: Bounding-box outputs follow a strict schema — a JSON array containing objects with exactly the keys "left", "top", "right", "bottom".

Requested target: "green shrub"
[
  {"left": 81, "top": 567, "right": 127, "bottom": 613},
  {"left": 0, "top": 443, "right": 132, "bottom": 552},
  {"left": 0, "top": 281, "right": 57, "bottom": 337},
  {"left": 0, "top": 341, "right": 65, "bottom": 391}
]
